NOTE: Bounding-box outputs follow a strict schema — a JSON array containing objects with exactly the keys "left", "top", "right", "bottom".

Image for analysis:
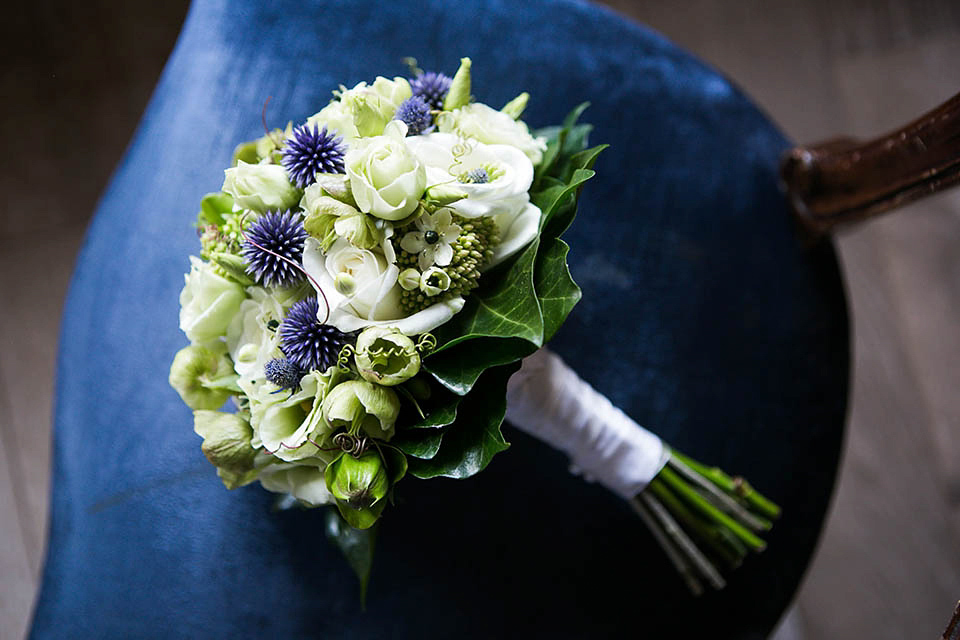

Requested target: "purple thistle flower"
[
  {"left": 242, "top": 211, "right": 308, "bottom": 288},
  {"left": 410, "top": 71, "right": 452, "bottom": 110},
  {"left": 279, "top": 297, "right": 351, "bottom": 372},
  {"left": 394, "top": 96, "right": 433, "bottom": 136},
  {"left": 282, "top": 124, "right": 345, "bottom": 188},
  {"left": 265, "top": 358, "right": 305, "bottom": 391}
]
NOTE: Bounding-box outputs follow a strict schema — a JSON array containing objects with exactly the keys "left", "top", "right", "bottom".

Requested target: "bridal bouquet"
[{"left": 169, "top": 57, "right": 779, "bottom": 598}]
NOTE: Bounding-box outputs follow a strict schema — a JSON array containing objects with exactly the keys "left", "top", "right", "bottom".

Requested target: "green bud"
[
  {"left": 354, "top": 327, "right": 421, "bottom": 387},
  {"left": 322, "top": 380, "right": 401, "bottom": 440},
  {"left": 193, "top": 410, "right": 257, "bottom": 474},
  {"left": 398, "top": 268, "right": 421, "bottom": 291},
  {"left": 443, "top": 57, "right": 472, "bottom": 111},
  {"left": 347, "top": 95, "right": 390, "bottom": 137},
  {"left": 334, "top": 212, "right": 381, "bottom": 249},
  {"left": 209, "top": 252, "right": 255, "bottom": 286},
  {"left": 325, "top": 451, "right": 389, "bottom": 510},
  {"left": 335, "top": 272, "right": 356, "bottom": 295},
  {"left": 222, "top": 160, "right": 299, "bottom": 213},
  {"left": 419, "top": 267, "right": 451, "bottom": 296},
  {"left": 501, "top": 92, "right": 529, "bottom": 119},
  {"left": 313, "top": 173, "right": 355, "bottom": 206},
  {"left": 424, "top": 183, "right": 467, "bottom": 207},
  {"left": 232, "top": 140, "right": 260, "bottom": 166},
  {"left": 169, "top": 345, "right": 237, "bottom": 410}
]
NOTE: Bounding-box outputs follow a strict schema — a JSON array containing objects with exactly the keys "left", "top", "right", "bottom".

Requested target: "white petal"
[
  {"left": 434, "top": 242, "right": 454, "bottom": 267},
  {"left": 485, "top": 202, "right": 541, "bottom": 270}
]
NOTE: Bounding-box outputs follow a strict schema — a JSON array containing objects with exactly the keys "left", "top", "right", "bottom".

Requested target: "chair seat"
[{"left": 30, "top": 1, "right": 848, "bottom": 637}]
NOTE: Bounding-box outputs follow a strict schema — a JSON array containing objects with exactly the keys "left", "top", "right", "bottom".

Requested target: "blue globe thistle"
[
  {"left": 242, "top": 211, "right": 308, "bottom": 287},
  {"left": 410, "top": 71, "right": 452, "bottom": 110},
  {"left": 463, "top": 167, "right": 490, "bottom": 184},
  {"left": 282, "top": 124, "right": 346, "bottom": 188},
  {"left": 279, "top": 297, "right": 351, "bottom": 372},
  {"left": 394, "top": 96, "right": 433, "bottom": 136},
  {"left": 264, "top": 358, "right": 304, "bottom": 391}
]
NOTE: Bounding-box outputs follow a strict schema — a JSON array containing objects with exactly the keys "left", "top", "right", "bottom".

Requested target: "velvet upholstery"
[{"left": 30, "top": 0, "right": 848, "bottom": 637}]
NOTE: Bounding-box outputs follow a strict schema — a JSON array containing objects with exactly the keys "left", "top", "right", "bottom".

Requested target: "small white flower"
[{"left": 400, "top": 209, "right": 462, "bottom": 270}]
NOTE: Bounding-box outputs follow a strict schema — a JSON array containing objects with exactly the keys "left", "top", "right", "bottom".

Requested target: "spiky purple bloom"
[
  {"left": 410, "top": 71, "right": 452, "bottom": 110},
  {"left": 265, "top": 358, "right": 304, "bottom": 391},
  {"left": 279, "top": 297, "right": 351, "bottom": 372},
  {"left": 282, "top": 124, "right": 345, "bottom": 188},
  {"left": 394, "top": 96, "right": 433, "bottom": 136},
  {"left": 464, "top": 167, "right": 490, "bottom": 184},
  {"left": 242, "top": 211, "right": 308, "bottom": 287}
]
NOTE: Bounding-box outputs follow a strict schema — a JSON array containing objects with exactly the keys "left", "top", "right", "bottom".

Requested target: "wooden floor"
[{"left": 2, "top": 1, "right": 959, "bottom": 638}]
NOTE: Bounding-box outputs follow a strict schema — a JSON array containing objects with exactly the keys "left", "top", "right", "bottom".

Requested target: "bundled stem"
[{"left": 633, "top": 448, "right": 780, "bottom": 595}]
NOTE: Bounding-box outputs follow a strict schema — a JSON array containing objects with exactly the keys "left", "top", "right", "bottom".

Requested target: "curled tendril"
[
  {"left": 332, "top": 432, "right": 370, "bottom": 456},
  {"left": 416, "top": 333, "right": 436, "bottom": 354},
  {"left": 337, "top": 343, "right": 356, "bottom": 372},
  {"left": 442, "top": 126, "right": 475, "bottom": 176}
]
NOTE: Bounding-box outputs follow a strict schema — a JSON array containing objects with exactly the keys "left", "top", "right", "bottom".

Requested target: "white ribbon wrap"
[{"left": 505, "top": 348, "right": 669, "bottom": 500}]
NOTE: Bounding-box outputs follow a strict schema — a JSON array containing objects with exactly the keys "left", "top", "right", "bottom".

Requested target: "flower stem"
[
  {"left": 657, "top": 466, "right": 767, "bottom": 552},
  {"left": 648, "top": 477, "right": 746, "bottom": 569},
  {"left": 669, "top": 449, "right": 781, "bottom": 520},
  {"left": 629, "top": 496, "right": 705, "bottom": 596},
  {"left": 667, "top": 452, "right": 772, "bottom": 532},
  {"left": 635, "top": 493, "right": 726, "bottom": 591}
]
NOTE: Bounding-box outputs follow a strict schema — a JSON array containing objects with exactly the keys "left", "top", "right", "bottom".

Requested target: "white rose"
[
  {"left": 226, "top": 285, "right": 300, "bottom": 382},
  {"left": 249, "top": 370, "right": 336, "bottom": 462},
  {"left": 302, "top": 237, "right": 463, "bottom": 334},
  {"left": 222, "top": 160, "right": 300, "bottom": 213},
  {"left": 406, "top": 133, "right": 541, "bottom": 270},
  {"left": 438, "top": 103, "right": 547, "bottom": 165},
  {"left": 406, "top": 133, "right": 533, "bottom": 219},
  {"left": 340, "top": 76, "right": 412, "bottom": 137},
  {"left": 305, "top": 100, "right": 360, "bottom": 148},
  {"left": 179, "top": 256, "right": 246, "bottom": 343},
  {"left": 345, "top": 121, "right": 426, "bottom": 221},
  {"left": 259, "top": 462, "right": 333, "bottom": 506}
]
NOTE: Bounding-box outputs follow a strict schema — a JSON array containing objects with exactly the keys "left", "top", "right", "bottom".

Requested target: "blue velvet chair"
[{"left": 30, "top": 1, "right": 848, "bottom": 637}]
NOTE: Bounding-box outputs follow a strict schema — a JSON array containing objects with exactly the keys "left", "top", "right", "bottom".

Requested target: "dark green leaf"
[
  {"left": 390, "top": 390, "right": 461, "bottom": 460},
  {"left": 533, "top": 127, "right": 566, "bottom": 190},
  {"left": 379, "top": 444, "right": 408, "bottom": 485},
  {"left": 325, "top": 509, "right": 377, "bottom": 607},
  {"left": 408, "top": 363, "right": 518, "bottom": 479},
  {"left": 562, "top": 101, "right": 591, "bottom": 131},
  {"left": 535, "top": 237, "right": 581, "bottom": 342},
  {"left": 432, "top": 238, "right": 543, "bottom": 351},
  {"left": 532, "top": 168, "right": 596, "bottom": 233},
  {"left": 425, "top": 336, "right": 536, "bottom": 395},
  {"left": 557, "top": 142, "right": 607, "bottom": 185},
  {"left": 391, "top": 427, "right": 444, "bottom": 459},
  {"left": 408, "top": 390, "right": 461, "bottom": 428}
]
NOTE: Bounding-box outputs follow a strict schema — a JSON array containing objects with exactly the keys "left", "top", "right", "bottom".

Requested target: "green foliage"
[{"left": 392, "top": 103, "right": 605, "bottom": 481}]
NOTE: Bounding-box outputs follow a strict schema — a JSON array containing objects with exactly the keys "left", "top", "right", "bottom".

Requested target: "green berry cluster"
[
  {"left": 200, "top": 212, "right": 248, "bottom": 261},
  {"left": 397, "top": 214, "right": 499, "bottom": 314}
]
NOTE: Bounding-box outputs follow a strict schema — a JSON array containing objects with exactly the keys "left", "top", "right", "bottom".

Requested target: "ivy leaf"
[
  {"left": 533, "top": 168, "right": 596, "bottom": 234},
  {"left": 325, "top": 509, "right": 378, "bottom": 608},
  {"left": 535, "top": 237, "right": 581, "bottom": 343},
  {"left": 425, "top": 336, "right": 537, "bottom": 395},
  {"left": 391, "top": 390, "right": 461, "bottom": 459},
  {"left": 408, "top": 363, "right": 518, "bottom": 479},
  {"left": 391, "top": 428, "right": 444, "bottom": 460},
  {"left": 432, "top": 237, "right": 543, "bottom": 352}
]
